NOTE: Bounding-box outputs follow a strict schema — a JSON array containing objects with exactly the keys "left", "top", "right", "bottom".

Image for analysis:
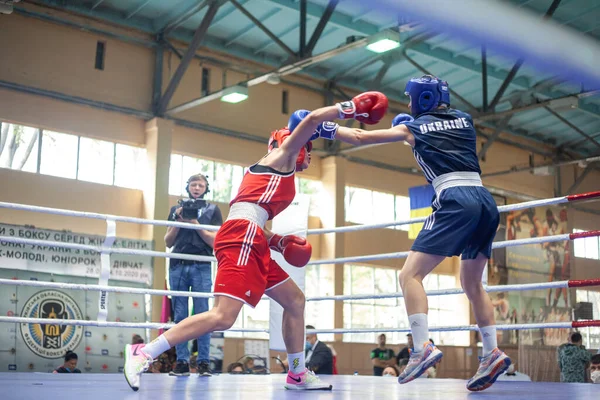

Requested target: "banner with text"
[
  {"left": 0, "top": 269, "right": 148, "bottom": 373},
  {"left": 0, "top": 223, "right": 153, "bottom": 285}
]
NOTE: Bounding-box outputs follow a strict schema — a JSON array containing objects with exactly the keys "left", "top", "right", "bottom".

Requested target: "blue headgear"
[{"left": 404, "top": 75, "right": 450, "bottom": 117}]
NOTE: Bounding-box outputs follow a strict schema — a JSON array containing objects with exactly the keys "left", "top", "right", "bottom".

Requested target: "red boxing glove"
[
  {"left": 336, "top": 91, "right": 389, "bottom": 125},
  {"left": 269, "top": 234, "right": 312, "bottom": 268}
]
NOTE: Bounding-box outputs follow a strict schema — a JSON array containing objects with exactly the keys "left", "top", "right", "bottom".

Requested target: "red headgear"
[{"left": 267, "top": 128, "right": 312, "bottom": 170}]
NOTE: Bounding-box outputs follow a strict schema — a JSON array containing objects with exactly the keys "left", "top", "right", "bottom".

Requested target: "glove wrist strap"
[
  {"left": 336, "top": 101, "right": 356, "bottom": 120},
  {"left": 269, "top": 234, "right": 284, "bottom": 252}
]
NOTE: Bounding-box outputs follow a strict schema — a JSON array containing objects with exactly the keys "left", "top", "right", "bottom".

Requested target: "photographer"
[{"left": 165, "top": 173, "right": 223, "bottom": 377}]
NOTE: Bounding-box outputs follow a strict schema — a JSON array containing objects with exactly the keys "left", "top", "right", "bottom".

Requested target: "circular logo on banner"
[{"left": 19, "top": 290, "right": 84, "bottom": 359}]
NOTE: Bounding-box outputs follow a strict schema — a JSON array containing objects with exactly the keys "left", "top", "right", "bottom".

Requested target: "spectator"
[
  {"left": 305, "top": 325, "right": 333, "bottom": 374},
  {"left": 371, "top": 334, "right": 396, "bottom": 376},
  {"left": 589, "top": 354, "right": 600, "bottom": 384},
  {"left": 383, "top": 365, "right": 400, "bottom": 377},
  {"left": 132, "top": 334, "right": 144, "bottom": 345},
  {"left": 165, "top": 173, "right": 223, "bottom": 377},
  {"left": 396, "top": 333, "right": 412, "bottom": 365},
  {"left": 243, "top": 357, "right": 255, "bottom": 373},
  {"left": 558, "top": 332, "right": 592, "bottom": 383},
  {"left": 53, "top": 351, "right": 81, "bottom": 373},
  {"left": 227, "top": 362, "right": 245, "bottom": 374},
  {"left": 496, "top": 363, "right": 531, "bottom": 382}
]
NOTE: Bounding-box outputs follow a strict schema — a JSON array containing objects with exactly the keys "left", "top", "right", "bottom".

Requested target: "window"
[
  {"left": 573, "top": 229, "right": 600, "bottom": 260},
  {"left": 0, "top": 122, "right": 40, "bottom": 173},
  {"left": 343, "top": 264, "right": 407, "bottom": 344},
  {"left": 422, "top": 274, "right": 469, "bottom": 346},
  {"left": 343, "top": 265, "right": 468, "bottom": 346},
  {"left": 576, "top": 290, "right": 600, "bottom": 349},
  {"left": 169, "top": 154, "right": 245, "bottom": 202},
  {"left": 305, "top": 265, "right": 335, "bottom": 342},
  {"left": 296, "top": 177, "right": 325, "bottom": 217},
  {"left": 282, "top": 90, "right": 289, "bottom": 114},
  {"left": 226, "top": 299, "right": 271, "bottom": 340},
  {"left": 95, "top": 41, "right": 105, "bottom": 70},
  {"left": 40, "top": 130, "right": 78, "bottom": 179},
  {"left": 2, "top": 121, "right": 145, "bottom": 190},
  {"left": 345, "top": 186, "right": 410, "bottom": 231},
  {"left": 201, "top": 67, "right": 210, "bottom": 97},
  {"left": 77, "top": 137, "right": 115, "bottom": 185},
  {"left": 114, "top": 144, "right": 147, "bottom": 190}
]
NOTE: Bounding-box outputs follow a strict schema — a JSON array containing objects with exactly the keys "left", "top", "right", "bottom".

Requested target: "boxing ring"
[{"left": 0, "top": 191, "right": 600, "bottom": 400}]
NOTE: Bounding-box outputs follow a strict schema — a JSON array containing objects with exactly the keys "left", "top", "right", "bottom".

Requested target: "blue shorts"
[{"left": 411, "top": 186, "right": 499, "bottom": 260}]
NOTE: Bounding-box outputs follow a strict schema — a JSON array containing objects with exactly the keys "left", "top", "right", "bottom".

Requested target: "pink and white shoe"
[
  {"left": 284, "top": 368, "right": 332, "bottom": 391},
  {"left": 467, "top": 348, "right": 511, "bottom": 391},
  {"left": 123, "top": 343, "right": 153, "bottom": 391},
  {"left": 398, "top": 342, "right": 443, "bottom": 384}
]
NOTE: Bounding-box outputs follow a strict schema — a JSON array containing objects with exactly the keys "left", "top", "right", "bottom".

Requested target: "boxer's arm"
[{"left": 335, "top": 125, "right": 415, "bottom": 147}]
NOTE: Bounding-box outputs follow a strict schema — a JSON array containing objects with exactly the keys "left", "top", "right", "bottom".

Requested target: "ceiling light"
[
  {"left": 366, "top": 31, "right": 400, "bottom": 54},
  {"left": 220, "top": 85, "right": 248, "bottom": 104}
]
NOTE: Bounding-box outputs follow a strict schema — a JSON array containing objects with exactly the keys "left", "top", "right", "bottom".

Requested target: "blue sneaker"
[
  {"left": 467, "top": 348, "right": 511, "bottom": 391},
  {"left": 398, "top": 342, "right": 443, "bottom": 384}
]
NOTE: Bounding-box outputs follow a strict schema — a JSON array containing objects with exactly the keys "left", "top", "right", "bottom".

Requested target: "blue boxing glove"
[
  {"left": 288, "top": 109, "right": 310, "bottom": 132},
  {"left": 311, "top": 121, "right": 339, "bottom": 141},
  {"left": 391, "top": 113, "right": 414, "bottom": 127}
]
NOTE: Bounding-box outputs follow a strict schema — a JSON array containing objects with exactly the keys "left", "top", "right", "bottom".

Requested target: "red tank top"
[{"left": 230, "top": 164, "right": 296, "bottom": 220}]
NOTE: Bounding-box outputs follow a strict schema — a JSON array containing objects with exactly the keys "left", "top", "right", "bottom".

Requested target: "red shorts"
[{"left": 213, "top": 219, "right": 290, "bottom": 307}]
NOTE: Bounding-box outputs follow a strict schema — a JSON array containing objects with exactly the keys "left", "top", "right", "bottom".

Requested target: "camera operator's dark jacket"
[{"left": 167, "top": 201, "right": 223, "bottom": 260}]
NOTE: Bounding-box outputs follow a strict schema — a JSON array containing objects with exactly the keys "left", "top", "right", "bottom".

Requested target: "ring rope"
[
  {"left": 306, "top": 190, "right": 600, "bottom": 235},
  {"left": 1, "top": 277, "right": 598, "bottom": 302},
  {"left": 0, "top": 230, "right": 597, "bottom": 267},
  {"left": 307, "top": 230, "right": 599, "bottom": 266},
  {"left": 0, "top": 315, "right": 596, "bottom": 333},
  {"left": 0, "top": 191, "right": 597, "bottom": 236},
  {"left": 0, "top": 201, "right": 219, "bottom": 231},
  {"left": 0, "top": 235, "right": 216, "bottom": 263}
]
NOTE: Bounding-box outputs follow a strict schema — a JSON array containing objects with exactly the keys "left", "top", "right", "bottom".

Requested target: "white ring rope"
[
  {"left": 0, "top": 231, "right": 595, "bottom": 273},
  {"left": 1, "top": 278, "right": 597, "bottom": 303},
  {"left": 0, "top": 315, "right": 595, "bottom": 333},
  {"left": 306, "top": 280, "right": 576, "bottom": 302},
  {"left": 308, "top": 321, "right": 600, "bottom": 334},
  {"left": 306, "top": 193, "right": 575, "bottom": 235},
  {"left": 0, "top": 201, "right": 219, "bottom": 231},
  {"left": 0, "top": 316, "right": 267, "bottom": 332},
  {"left": 0, "top": 191, "right": 597, "bottom": 236},
  {"left": 0, "top": 235, "right": 216, "bottom": 263},
  {"left": 307, "top": 233, "right": 573, "bottom": 265}
]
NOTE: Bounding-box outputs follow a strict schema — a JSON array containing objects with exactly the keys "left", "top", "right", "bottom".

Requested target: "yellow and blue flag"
[{"left": 408, "top": 184, "right": 435, "bottom": 239}]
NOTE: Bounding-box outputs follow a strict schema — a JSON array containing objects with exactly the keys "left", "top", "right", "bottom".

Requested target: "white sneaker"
[{"left": 123, "top": 344, "right": 152, "bottom": 391}]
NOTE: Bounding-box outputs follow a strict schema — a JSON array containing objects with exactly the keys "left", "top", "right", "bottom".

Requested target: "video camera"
[{"left": 178, "top": 198, "right": 206, "bottom": 220}]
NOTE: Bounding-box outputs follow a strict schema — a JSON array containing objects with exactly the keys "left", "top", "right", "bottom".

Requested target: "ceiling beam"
[
  {"left": 157, "top": 0, "right": 221, "bottom": 115},
  {"left": 305, "top": 0, "right": 339, "bottom": 56},
  {"left": 229, "top": 0, "right": 295, "bottom": 57},
  {"left": 544, "top": 106, "right": 600, "bottom": 151},
  {"left": 255, "top": 0, "right": 379, "bottom": 36},
  {"left": 407, "top": 42, "right": 600, "bottom": 118},
  {"left": 478, "top": 116, "right": 513, "bottom": 160},
  {"left": 565, "top": 164, "right": 595, "bottom": 194},
  {"left": 166, "top": 34, "right": 372, "bottom": 115},
  {"left": 487, "top": 0, "right": 563, "bottom": 111},
  {"left": 126, "top": 0, "right": 153, "bottom": 20},
  {"left": 476, "top": 90, "right": 600, "bottom": 122}
]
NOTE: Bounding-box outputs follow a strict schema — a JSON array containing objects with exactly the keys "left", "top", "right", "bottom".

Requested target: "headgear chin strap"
[
  {"left": 404, "top": 75, "right": 450, "bottom": 117},
  {"left": 268, "top": 128, "right": 312, "bottom": 171}
]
